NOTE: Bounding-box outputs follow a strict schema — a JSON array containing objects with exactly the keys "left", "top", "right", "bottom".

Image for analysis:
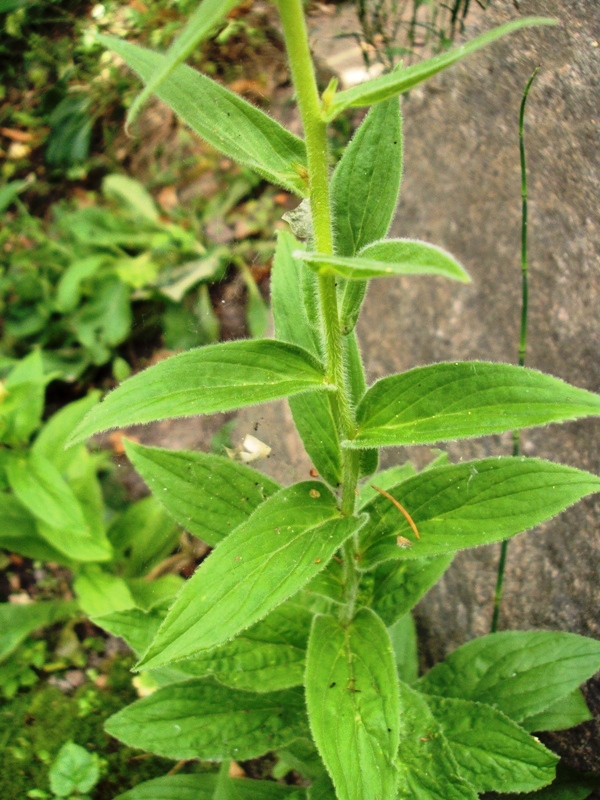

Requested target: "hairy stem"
[{"left": 491, "top": 66, "right": 538, "bottom": 633}]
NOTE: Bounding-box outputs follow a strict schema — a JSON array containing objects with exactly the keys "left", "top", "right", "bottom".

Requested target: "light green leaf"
[
  {"left": 114, "top": 772, "right": 306, "bottom": 800},
  {"left": 331, "top": 98, "right": 402, "bottom": 256},
  {"left": 49, "top": 741, "right": 100, "bottom": 797},
  {"left": 416, "top": 630, "right": 600, "bottom": 722},
  {"left": 93, "top": 606, "right": 165, "bottom": 657},
  {"left": 7, "top": 452, "right": 113, "bottom": 562},
  {"left": 0, "top": 600, "right": 78, "bottom": 662},
  {"left": 388, "top": 613, "right": 418, "bottom": 684},
  {"left": 0, "top": 493, "right": 69, "bottom": 564},
  {"left": 127, "top": 574, "right": 184, "bottom": 611},
  {"left": 365, "top": 554, "right": 454, "bottom": 625},
  {"left": 297, "top": 239, "right": 469, "bottom": 282},
  {"left": 74, "top": 565, "right": 136, "bottom": 617},
  {"left": 395, "top": 681, "right": 478, "bottom": 800},
  {"left": 343, "top": 331, "right": 378, "bottom": 479},
  {"left": 1, "top": 351, "right": 47, "bottom": 445},
  {"left": 305, "top": 608, "right": 400, "bottom": 800},
  {"left": 105, "top": 679, "right": 307, "bottom": 760},
  {"left": 108, "top": 496, "right": 180, "bottom": 577},
  {"left": 69, "top": 339, "right": 331, "bottom": 444},
  {"left": 99, "top": 35, "right": 308, "bottom": 196},
  {"left": 271, "top": 232, "right": 342, "bottom": 488},
  {"left": 137, "top": 482, "right": 364, "bottom": 669},
  {"left": 124, "top": 440, "right": 280, "bottom": 547},
  {"left": 102, "top": 173, "right": 159, "bottom": 222},
  {"left": 324, "top": 18, "right": 557, "bottom": 119},
  {"left": 125, "top": 0, "right": 241, "bottom": 125},
  {"left": 55, "top": 255, "right": 108, "bottom": 313},
  {"left": 32, "top": 391, "right": 101, "bottom": 473},
  {"left": 357, "top": 458, "right": 600, "bottom": 568},
  {"left": 171, "top": 600, "right": 313, "bottom": 692},
  {"left": 424, "top": 694, "right": 557, "bottom": 793},
  {"left": 346, "top": 362, "right": 600, "bottom": 449},
  {"left": 521, "top": 689, "right": 592, "bottom": 732}
]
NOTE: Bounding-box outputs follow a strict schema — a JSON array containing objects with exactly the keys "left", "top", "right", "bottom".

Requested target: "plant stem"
[
  {"left": 491, "top": 66, "right": 538, "bottom": 634},
  {"left": 277, "top": 0, "right": 358, "bottom": 516}
]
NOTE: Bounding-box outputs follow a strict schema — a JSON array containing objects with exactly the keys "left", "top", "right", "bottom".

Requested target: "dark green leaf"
[
  {"left": 105, "top": 679, "right": 307, "bottom": 760},
  {"left": 124, "top": 440, "right": 280, "bottom": 546},
  {"left": 416, "top": 631, "right": 600, "bottom": 722},
  {"left": 347, "top": 362, "right": 600, "bottom": 448},
  {"left": 324, "top": 19, "right": 557, "bottom": 119},
  {"left": 357, "top": 458, "right": 600, "bottom": 568},
  {"left": 331, "top": 98, "right": 402, "bottom": 256},
  {"left": 114, "top": 773, "right": 218, "bottom": 800},
  {"left": 395, "top": 681, "right": 478, "bottom": 800},
  {"left": 69, "top": 340, "right": 331, "bottom": 444},
  {"left": 487, "top": 765, "right": 600, "bottom": 800},
  {"left": 521, "top": 690, "right": 592, "bottom": 732},
  {"left": 305, "top": 608, "right": 400, "bottom": 800},
  {"left": 424, "top": 694, "right": 557, "bottom": 793},
  {"left": 366, "top": 554, "right": 454, "bottom": 625},
  {"left": 98, "top": 36, "right": 308, "bottom": 196},
  {"left": 137, "top": 483, "right": 364, "bottom": 669}
]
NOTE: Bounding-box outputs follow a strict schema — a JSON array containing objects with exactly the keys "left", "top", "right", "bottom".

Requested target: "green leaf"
[
  {"left": 93, "top": 606, "right": 165, "bottom": 657},
  {"left": 0, "top": 600, "right": 77, "bottom": 662},
  {"left": 49, "top": 741, "right": 100, "bottom": 797},
  {"left": 107, "top": 497, "right": 180, "bottom": 577},
  {"left": 388, "top": 613, "right": 418, "bottom": 684},
  {"left": 114, "top": 773, "right": 218, "bottom": 800},
  {"left": 99, "top": 35, "right": 308, "bottom": 196},
  {"left": 103, "top": 174, "right": 159, "bottom": 222},
  {"left": 488, "top": 766, "right": 600, "bottom": 800},
  {"left": 127, "top": 574, "right": 184, "bottom": 611},
  {"left": 347, "top": 362, "right": 600, "bottom": 449},
  {"left": 32, "top": 391, "right": 101, "bottom": 473},
  {"left": 521, "top": 689, "right": 592, "bottom": 732},
  {"left": 137, "top": 482, "right": 364, "bottom": 669},
  {"left": 416, "top": 630, "right": 600, "bottom": 723},
  {"left": 69, "top": 339, "right": 331, "bottom": 444},
  {"left": 343, "top": 331, "right": 378, "bottom": 479},
  {"left": 365, "top": 554, "right": 454, "bottom": 625},
  {"left": 305, "top": 608, "right": 400, "bottom": 800},
  {"left": 297, "top": 239, "right": 470, "bottom": 283},
  {"left": 0, "top": 351, "right": 46, "bottom": 445},
  {"left": 74, "top": 565, "right": 136, "bottom": 617},
  {"left": 324, "top": 18, "right": 557, "bottom": 119},
  {"left": 358, "top": 461, "right": 416, "bottom": 507},
  {"left": 331, "top": 98, "right": 402, "bottom": 256},
  {"left": 7, "top": 452, "right": 113, "bottom": 562},
  {"left": 423, "top": 694, "right": 557, "bottom": 793},
  {"left": 73, "top": 277, "right": 132, "bottom": 359},
  {"left": 171, "top": 600, "right": 313, "bottom": 692},
  {"left": 55, "top": 255, "right": 107, "bottom": 313},
  {"left": 125, "top": 0, "right": 241, "bottom": 124},
  {"left": 0, "top": 493, "right": 69, "bottom": 564},
  {"left": 124, "top": 440, "right": 280, "bottom": 547},
  {"left": 357, "top": 457, "right": 600, "bottom": 568},
  {"left": 271, "top": 232, "right": 342, "bottom": 488},
  {"left": 105, "top": 679, "right": 307, "bottom": 760},
  {"left": 339, "top": 280, "right": 367, "bottom": 335},
  {"left": 395, "top": 681, "right": 478, "bottom": 800}
]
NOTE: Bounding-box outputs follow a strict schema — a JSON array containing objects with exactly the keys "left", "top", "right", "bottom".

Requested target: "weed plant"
[{"left": 58, "top": 1, "right": 600, "bottom": 798}]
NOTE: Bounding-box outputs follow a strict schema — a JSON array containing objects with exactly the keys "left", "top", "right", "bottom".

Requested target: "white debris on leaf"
[{"left": 225, "top": 434, "right": 271, "bottom": 464}]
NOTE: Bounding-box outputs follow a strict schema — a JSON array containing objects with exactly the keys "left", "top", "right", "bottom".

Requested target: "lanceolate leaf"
[
  {"left": 357, "top": 458, "right": 600, "bottom": 568},
  {"left": 521, "top": 689, "right": 592, "bottom": 732},
  {"left": 331, "top": 98, "right": 402, "bottom": 256},
  {"left": 69, "top": 340, "right": 331, "bottom": 444},
  {"left": 423, "top": 694, "right": 557, "bottom": 793},
  {"left": 296, "top": 239, "right": 469, "bottom": 282},
  {"left": 126, "top": 0, "right": 241, "bottom": 125},
  {"left": 271, "top": 232, "right": 342, "bottom": 487},
  {"left": 98, "top": 36, "right": 308, "bottom": 196},
  {"left": 124, "top": 440, "right": 280, "bottom": 546},
  {"left": 105, "top": 679, "right": 307, "bottom": 760},
  {"left": 395, "top": 681, "right": 478, "bottom": 800},
  {"left": 416, "top": 631, "right": 600, "bottom": 722},
  {"left": 323, "top": 18, "right": 557, "bottom": 120},
  {"left": 114, "top": 773, "right": 306, "bottom": 800},
  {"left": 305, "top": 608, "right": 400, "bottom": 800},
  {"left": 366, "top": 554, "right": 454, "bottom": 626},
  {"left": 346, "top": 362, "right": 600, "bottom": 449},
  {"left": 137, "top": 483, "right": 364, "bottom": 669},
  {"left": 358, "top": 461, "right": 416, "bottom": 507},
  {"left": 0, "top": 493, "right": 69, "bottom": 564}
]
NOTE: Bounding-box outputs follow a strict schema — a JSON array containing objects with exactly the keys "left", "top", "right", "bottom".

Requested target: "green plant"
[
  {"left": 0, "top": 351, "right": 186, "bottom": 673},
  {"left": 67, "top": 3, "right": 600, "bottom": 798}
]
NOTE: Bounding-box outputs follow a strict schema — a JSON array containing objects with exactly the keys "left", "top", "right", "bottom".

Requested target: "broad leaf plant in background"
[{"left": 67, "top": 1, "right": 600, "bottom": 798}]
